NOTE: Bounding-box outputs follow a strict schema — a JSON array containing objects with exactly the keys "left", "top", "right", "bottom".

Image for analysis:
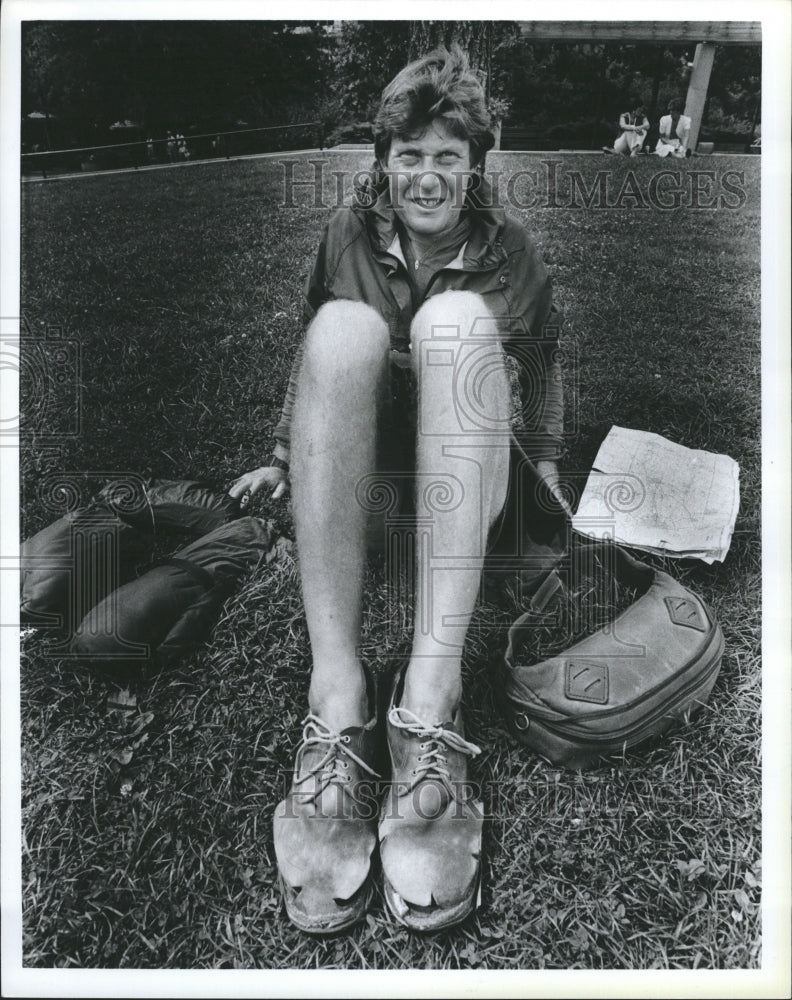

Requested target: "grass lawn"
[{"left": 18, "top": 151, "right": 761, "bottom": 970}]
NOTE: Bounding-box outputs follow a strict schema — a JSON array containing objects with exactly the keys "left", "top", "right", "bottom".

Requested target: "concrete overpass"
[{"left": 518, "top": 21, "right": 762, "bottom": 151}]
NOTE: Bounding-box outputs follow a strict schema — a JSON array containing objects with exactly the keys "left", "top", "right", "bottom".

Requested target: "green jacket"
[{"left": 274, "top": 175, "right": 564, "bottom": 462}]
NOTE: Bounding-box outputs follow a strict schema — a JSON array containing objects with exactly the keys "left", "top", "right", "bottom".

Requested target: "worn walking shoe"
[
  {"left": 273, "top": 707, "right": 381, "bottom": 934},
  {"left": 378, "top": 673, "right": 484, "bottom": 932}
]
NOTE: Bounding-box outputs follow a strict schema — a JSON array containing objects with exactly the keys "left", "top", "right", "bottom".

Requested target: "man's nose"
[{"left": 413, "top": 168, "right": 445, "bottom": 199}]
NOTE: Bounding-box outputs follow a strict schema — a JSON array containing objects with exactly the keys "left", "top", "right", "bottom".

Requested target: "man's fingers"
[{"left": 272, "top": 480, "right": 287, "bottom": 500}]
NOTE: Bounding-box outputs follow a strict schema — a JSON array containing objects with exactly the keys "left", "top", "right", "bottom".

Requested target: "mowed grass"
[{"left": 19, "top": 152, "right": 761, "bottom": 969}]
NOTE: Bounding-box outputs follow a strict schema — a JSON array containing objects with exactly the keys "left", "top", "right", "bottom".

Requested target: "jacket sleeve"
[
  {"left": 272, "top": 226, "right": 331, "bottom": 457},
  {"left": 503, "top": 232, "right": 565, "bottom": 463}
]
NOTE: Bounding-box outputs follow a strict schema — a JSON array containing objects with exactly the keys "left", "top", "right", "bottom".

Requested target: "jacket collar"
[
  {"left": 354, "top": 172, "right": 507, "bottom": 271},
  {"left": 384, "top": 233, "right": 469, "bottom": 272}
]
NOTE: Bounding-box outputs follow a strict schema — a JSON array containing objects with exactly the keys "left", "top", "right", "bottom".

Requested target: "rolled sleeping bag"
[
  {"left": 98, "top": 477, "right": 242, "bottom": 536},
  {"left": 69, "top": 516, "right": 276, "bottom": 664},
  {"left": 21, "top": 504, "right": 139, "bottom": 629}
]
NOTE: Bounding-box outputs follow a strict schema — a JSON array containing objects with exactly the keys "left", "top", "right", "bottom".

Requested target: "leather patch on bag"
[
  {"left": 664, "top": 596, "right": 707, "bottom": 631},
  {"left": 565, "top": 660, "right": 609, "bottom": 704}
]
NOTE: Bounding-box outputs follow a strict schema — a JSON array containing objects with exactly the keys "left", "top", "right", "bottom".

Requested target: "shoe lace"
[
  {"left": 388, "top": 706, "right": 481, "bottom": 798},
  {"left": 292, "top": 713, "right": 380, "bottom": 804}
]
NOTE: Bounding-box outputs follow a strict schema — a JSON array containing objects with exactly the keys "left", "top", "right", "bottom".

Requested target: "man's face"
[{"left": 384, "top": 120, "right": 473, "bottom": 241}]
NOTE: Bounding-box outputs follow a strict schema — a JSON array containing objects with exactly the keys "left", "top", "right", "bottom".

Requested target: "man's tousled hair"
[{"left": 373, "top": 45, "right": 495, "bottom": 168}]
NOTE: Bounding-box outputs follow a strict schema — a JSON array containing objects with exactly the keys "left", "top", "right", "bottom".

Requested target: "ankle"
[
  {"left": 308, "top": 663, "right": 369, "bottom": 731},
  {"left": 400, "top": 662, "right": 461, "bottom": 725}
]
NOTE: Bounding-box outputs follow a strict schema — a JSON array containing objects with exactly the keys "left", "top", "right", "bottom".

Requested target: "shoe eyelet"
[
  {"left": 343, "top": 735, "right": 351, "bottom": 743},
  {"left": 420, "top": 743, "right": 426, "bottom": 750}
]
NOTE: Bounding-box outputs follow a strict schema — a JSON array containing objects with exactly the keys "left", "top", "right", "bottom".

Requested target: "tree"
[
  {"left": 407, "top": 21, "right": 521, "bottom": 103},
  {"left": 331, "top": 21, "right": 411, "bottom": 121},
  {"left": 327, "top": 21, "right": 520, "bottom": 125},
  {"left": 22, "top": 21, "right": 334, "bottom": 143}
]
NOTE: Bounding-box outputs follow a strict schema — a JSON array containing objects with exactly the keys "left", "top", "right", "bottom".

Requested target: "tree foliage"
[
  {"left": 22, "top": 21, "right": 333, "bottom": 143},
  {"left": 330, "top": 21, "right": 411, "bottom": 122},
  {"left": 20, "top": 20, "right": 761, "bottom": 150}
]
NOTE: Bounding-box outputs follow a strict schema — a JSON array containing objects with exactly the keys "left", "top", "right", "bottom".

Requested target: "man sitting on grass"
[
  {"left": 230, "top": 45, "right": 564, "bottom": 933},
  {"left": 603, "top": 105, "right": 649, "bottom": 156}
]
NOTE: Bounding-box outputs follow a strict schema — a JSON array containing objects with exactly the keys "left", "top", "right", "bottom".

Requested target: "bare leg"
[
  {"left": 402, "top": 291, "right": 511, "bottom": 722},
  {"left": 291, "top": 300, "right": 390, "bottom": 729},
  {"left": 377, "top": 291, "right": 511, "bottom": 930}
]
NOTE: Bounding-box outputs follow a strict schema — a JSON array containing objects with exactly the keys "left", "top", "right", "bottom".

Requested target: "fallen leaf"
[
  {"left": 130, "top": 711, "right": 155, "bottom": 734},
  {"left": 675, "top": 858, "right": 706, "bottom": 881},
  {"left": 108, "top": 688, "right": 137, "bottom": 713},
  {"left": 460, "top": 943, "right": 480, "bottom": 965}
]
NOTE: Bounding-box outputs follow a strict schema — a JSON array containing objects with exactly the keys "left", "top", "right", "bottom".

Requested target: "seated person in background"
[
  {"left": 655, "top": 99, "right": 692, "bottom": 158},
  {"left": 229, "top": 46, "right": 565, "bottom": 934},
  {"left": 615, "top": 106, "right": 649, "bottom": 156},
  {"left": 603, "top": 105, "right": 649, "bottom": 156}
]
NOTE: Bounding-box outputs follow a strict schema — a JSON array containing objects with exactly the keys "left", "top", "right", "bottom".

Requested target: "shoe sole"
[
  {"left": 381, "top": 870, "right": 481, "bottom": 933},
  {"left": 278, "top": 873, "right": 373, "bottom": 935}
]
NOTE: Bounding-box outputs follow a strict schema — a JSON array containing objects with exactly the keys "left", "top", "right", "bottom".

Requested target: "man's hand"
[{"left": 229, "top": 465, "right": 289, "bottom": 506}]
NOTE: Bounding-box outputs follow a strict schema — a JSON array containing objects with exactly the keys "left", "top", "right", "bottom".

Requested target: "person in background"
[
  {"left": 603, "top": 105, "right": 650, "bottom": 156},
  {"left": 655, "top": 98, "right": 692, "bottom": 158}
]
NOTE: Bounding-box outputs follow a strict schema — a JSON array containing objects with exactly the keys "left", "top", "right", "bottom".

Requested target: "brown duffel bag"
[
  {"left": 500, "top": 542, "right": 725, "bottom": 769},
  {"left": 484, "top": 436, "right": 726, "bottom": 768}
]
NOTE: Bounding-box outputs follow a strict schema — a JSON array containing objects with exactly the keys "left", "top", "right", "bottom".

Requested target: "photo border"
[{"left": 2, "top": 1, "right": 789, "bottom": 996}]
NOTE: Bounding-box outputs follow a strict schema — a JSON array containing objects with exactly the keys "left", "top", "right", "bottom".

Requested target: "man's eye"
[
  {"left": 395, "top": 153, "right": 419, "bottom": 165},
  {"left": 437, "top": 152, "right": 460, "bottom": 163}
]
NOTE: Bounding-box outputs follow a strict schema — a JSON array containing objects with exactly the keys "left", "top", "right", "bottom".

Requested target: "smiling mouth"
[{"left": 411, "top": 197, "right": 444, "bottom": 209}]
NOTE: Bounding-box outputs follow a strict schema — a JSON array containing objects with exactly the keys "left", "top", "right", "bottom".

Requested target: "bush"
[
  {"left": 325, "top": 121, "right": 373, "bottom": 147},
  {"left": 545, "top": 117, "right": 617, "bottom": 147}
]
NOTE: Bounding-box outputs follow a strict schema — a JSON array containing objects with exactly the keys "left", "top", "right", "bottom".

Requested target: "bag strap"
[
  {"left": 503, "top": 541, "right": 657, "bottom": 666},
  {"left": 528, "top": 568, "right": 564, "bottom": 613}
]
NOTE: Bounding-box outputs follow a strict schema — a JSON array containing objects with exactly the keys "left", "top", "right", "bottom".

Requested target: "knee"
[
  {"left": 411, "top": 292, "right": 509, "bottom": 421},
  {"left": 303, "top": 300, "right": 389, "bottom": 379},
  {"left": 410, "top": 291, "right": 495, "bottom": 352}
]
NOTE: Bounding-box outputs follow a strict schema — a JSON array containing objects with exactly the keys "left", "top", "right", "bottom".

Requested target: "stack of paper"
[{"left": 571, "top": 426, "right": 740, "bottom": 564}]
